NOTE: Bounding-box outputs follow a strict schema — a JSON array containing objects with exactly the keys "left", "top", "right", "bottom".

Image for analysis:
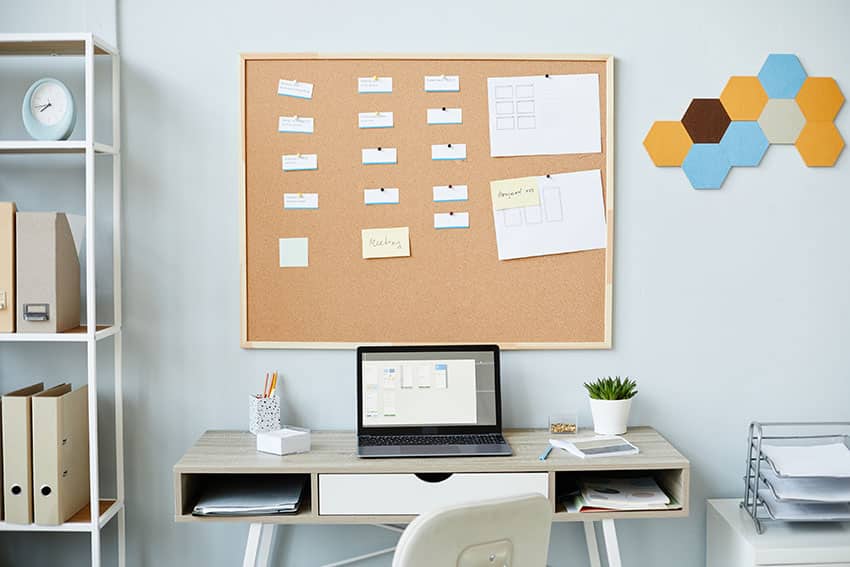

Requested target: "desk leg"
[
  {"left": 583, "top": 522, "right": 602, "bottom": 567},
  {"left": 601, "top": 519, "right": 622, "bottom": 567},
  {"left": 257, "top": 524, "right": 276, "bottom": 566},
  {"left": 243, "top": 523, "right": 263, "bottom": 567}
]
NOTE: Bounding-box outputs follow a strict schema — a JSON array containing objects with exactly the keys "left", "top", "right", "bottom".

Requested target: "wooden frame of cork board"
[{"left": 240, "top": 53, "right": 614, "bottom": 349}]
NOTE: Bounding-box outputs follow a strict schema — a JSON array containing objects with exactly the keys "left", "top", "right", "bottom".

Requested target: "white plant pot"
[{"left": 589, "top": 398, "right": 633, "bottom": 435}]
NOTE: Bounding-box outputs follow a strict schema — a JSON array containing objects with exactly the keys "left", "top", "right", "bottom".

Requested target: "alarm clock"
[{"left": 21, "top": 78, "right": 76, "bottom": 141}]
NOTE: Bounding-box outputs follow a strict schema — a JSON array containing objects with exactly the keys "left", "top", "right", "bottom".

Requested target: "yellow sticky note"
[
  {"left": 490, "top": 176, "right": 540, "bottom": 210},
  {"left": 362, "top": 227, "right": 410, "bottom": 259}
]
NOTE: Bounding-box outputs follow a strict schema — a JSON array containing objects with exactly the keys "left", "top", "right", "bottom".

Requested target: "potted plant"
[{"left": 584, "top": 376, "right": 638, "bottom": 435}]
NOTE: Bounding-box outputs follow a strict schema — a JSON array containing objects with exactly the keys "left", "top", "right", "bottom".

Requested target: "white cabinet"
[{"left": 707, "top": 499, "right": 850, "bottom": 567}]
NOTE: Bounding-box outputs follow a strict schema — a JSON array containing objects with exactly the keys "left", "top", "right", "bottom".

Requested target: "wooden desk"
[{"left": 174, "top": 428, "right": 690, "bottom": 567}]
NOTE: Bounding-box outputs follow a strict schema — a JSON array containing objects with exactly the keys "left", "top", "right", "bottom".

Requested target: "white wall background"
[{"left": 2, "top": 0, "right": 850, "bottom": 565}]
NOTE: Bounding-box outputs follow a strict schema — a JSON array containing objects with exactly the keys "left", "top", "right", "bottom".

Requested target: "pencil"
[
  {"left": 270, "top": 372, "right": 278, "bottom": 396},
  {"left": 263, "top": 372, "right": 270, "bottom": 398}
]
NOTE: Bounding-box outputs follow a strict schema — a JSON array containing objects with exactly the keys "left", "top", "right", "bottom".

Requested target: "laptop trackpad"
[{"left": 401, "top": 445, "right": 461, "bottom": 455}]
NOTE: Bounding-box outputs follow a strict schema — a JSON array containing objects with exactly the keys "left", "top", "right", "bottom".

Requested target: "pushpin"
[{"left": 372, "top": 75, "right": 378, "bottom": 81}]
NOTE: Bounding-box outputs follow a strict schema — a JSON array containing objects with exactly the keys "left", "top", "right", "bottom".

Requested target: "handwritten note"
[
  {"left": 277, "top": 79, "right": 313, "bottom": 99},
  {"left": 358, "top": 112, "right": 394, "bottom": 129},
  {"left": 278, "top": 116, "right": 314, "bottom": 133},
  {"left": 362, "top": 227, "right": 410, "bottom": 259},
  {"left": 358, "top": 77, "right": 393, "bottom": 93},
  {"left": 283, "top": 193, "right": 318, "bottom": 209},
  {"left": 424, "top": 75, "right": 460, "bottom": 92},
  {"left": 490, "top": 176, "right": 540, "bottom": 210}
]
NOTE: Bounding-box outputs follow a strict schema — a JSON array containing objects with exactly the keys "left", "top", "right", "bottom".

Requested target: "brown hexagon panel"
[{"left": 681, "top": 98, "right": 731, "bottom": 143}]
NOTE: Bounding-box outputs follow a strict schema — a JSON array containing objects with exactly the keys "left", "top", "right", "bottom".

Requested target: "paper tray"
[
  {"left": 759, "top": 488, "right": 850, "bottom": 522},
  {"left": 761, "top": 466, "right": 850, "bottom": 503}
]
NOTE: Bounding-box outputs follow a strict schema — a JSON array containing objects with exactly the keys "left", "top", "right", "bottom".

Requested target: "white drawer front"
[{"left": 319, "top": 472, "right": 549, "bottom": 516}]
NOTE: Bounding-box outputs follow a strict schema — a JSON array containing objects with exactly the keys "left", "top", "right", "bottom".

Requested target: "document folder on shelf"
[
  {"left": 16, "top": 212, "right": 80, "bottom": 334},
  {"left": 0, "top": 202, "right": 14, "bottom": 333},
  {"left": 2, "top": 382, "right": 45, "bottom": 524},
  {"left": 192, "top": 475, "right": 306, "bottom": 516},
  {"left": 32, "top": 384, "right": 90, "bottom": 525}
]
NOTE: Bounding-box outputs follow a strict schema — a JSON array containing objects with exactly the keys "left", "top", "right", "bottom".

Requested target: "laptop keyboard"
[{"left": 359, "top": 433, "right": 506, "bottom": 447}]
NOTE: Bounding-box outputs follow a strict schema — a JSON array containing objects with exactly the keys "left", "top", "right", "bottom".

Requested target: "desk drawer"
[{"left": 318, "top": 472, "right": 549, "bottom": 516}]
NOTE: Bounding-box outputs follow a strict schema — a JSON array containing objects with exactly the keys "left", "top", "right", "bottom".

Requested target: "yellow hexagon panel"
[
  {"left": 643, "top": 121, "right": 693, "bottom": 166},
  {"left": 795, "top": 122, "right": 845, "bottom": 166},
  {"left": 720, "top": 76, "right": 768, "bottom": 120},
  {"left": 796, "top": 77, "right": 845, "bottom": 122}
]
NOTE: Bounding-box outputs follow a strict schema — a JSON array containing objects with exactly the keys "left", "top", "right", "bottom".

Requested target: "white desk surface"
[{"left": 708, "top": 498, "right": 850, "bottom": 564}]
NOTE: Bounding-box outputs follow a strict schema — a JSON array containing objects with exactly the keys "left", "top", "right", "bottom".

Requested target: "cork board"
[{"left": 241, "top": 54, "right": 614, "bottom": 349}]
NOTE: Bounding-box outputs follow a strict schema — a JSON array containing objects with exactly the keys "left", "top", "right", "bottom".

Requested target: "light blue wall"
[{"left": 3, "top": 0, "right": 850, "bottom": 565}]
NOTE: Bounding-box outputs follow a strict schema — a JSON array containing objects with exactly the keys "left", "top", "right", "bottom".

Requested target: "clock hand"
[{"left": 40, "top": 102, "right": 52, "bottom": 113}]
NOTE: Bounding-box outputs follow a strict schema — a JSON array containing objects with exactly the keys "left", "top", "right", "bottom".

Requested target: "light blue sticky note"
[{"left": 279, "top": 237, "right": 309, "bottom": 268}]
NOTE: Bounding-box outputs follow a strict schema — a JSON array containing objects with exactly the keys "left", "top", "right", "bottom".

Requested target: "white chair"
[{"left": 391, "top": 494, "right": 552, "bottom": 567}]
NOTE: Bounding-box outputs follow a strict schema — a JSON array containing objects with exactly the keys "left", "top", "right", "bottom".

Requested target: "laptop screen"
[{"left": 358, "top": 346, "right": 500, "bottom": 430}]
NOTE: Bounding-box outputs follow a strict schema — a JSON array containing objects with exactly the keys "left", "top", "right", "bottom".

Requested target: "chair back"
[{"left": 391, "top": 493, "right": 552, "bottom": 567}]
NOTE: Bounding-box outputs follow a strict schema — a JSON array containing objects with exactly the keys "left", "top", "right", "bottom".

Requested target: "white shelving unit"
[{"left": 0, "top": 33, "right": 124, "bottom": 567}]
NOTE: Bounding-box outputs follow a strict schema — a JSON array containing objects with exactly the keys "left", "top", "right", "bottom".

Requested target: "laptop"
[{"left": 356, "top": 345, "right": 512, "bottom": 458}]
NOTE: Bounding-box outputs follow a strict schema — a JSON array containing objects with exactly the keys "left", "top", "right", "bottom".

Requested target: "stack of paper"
[
  {"left": 193, "top": 476, "right": 306, "bottom": 516},
  {"left": 757, "top": 440, "right": 850, "bottom": 521},
  {"left": 563, "top": 476, "right": 676, "bottom": 513},
  {"left": 550, "top": 435, "right": 638, "bottom": 459}
]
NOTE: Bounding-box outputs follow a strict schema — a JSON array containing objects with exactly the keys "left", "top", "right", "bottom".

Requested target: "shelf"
[
  {"left": 0, "top": 499, "right": 120, "bottom": 532},
  {"left": 0, "top": 325, "right": 120, "bottom": 343},
  {"left": 0, "top": 33, "right": 116, "bottom": 57},
  {"left": 0, "top": 141, "right": 117, "bottom": 155}
]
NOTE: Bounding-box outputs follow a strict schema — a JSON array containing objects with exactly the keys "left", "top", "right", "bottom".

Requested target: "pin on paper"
[
  {"left": 545, "top": 74, "right": 550, "bottom": 78},
  {"left": 442, "top": 106, "right": 446, "bottom": 111},
  {"left": 297, "top": 153, "right": 302, "bottom": 158},
  {"left": 372, "top": 75, "right": 378, "bottom": 81},
  {"left": 380, "top": 187, "right": 385, "bottom": 192}
]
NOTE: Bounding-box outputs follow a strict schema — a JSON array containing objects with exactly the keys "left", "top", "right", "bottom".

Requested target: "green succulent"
[{"left": 584, "top": 376, "right": 638, "bottom": 400}]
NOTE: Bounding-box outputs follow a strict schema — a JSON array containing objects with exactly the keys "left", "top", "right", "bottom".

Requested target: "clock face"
[{"left": 29, "top": 81, "right": 68, "bottom": 127}]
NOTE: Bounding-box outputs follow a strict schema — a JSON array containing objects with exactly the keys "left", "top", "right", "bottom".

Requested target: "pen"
[{"left": 538, "top": 445, "right": 553, "bottom": 461}]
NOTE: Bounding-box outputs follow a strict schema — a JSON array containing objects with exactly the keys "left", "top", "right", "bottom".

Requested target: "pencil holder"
[{"left": 249, "top": 395, "right": 281, "bottom": 435}]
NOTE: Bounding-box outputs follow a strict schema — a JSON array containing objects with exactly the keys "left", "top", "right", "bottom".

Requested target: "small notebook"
[{"left": 550, "top": 436, "right": 639, "bottom": 459}]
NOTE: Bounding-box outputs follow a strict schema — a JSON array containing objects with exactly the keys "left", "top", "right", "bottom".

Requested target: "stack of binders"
[
  {"left": 1, "top": 383, "right": 90, "bottom": 525},
  {"left": 0, "top": 203, "right": 14, "bottom": 333},
  {"left": 758, "top": 441, "right": 850, "bottom": 522}
]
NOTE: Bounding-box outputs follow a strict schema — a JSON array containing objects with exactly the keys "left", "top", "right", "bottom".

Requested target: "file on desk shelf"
[
  {"left": 193, "top": 476, "right": 306, "bottom": 516},
  {"left": 761, "top": 465, "right": 850, "bottom": 503},
  {"left": 562, "top": 476, "right": 677, "bottom": 513}
]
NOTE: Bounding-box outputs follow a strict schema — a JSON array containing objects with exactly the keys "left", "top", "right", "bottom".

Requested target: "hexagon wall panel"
[
  {"left": 796, "top": 77, "right": 845, "bottom": 122},
  {"left": 720, "top": 77, "right": 768, "bottom": 121},
  {"left": 682, "top": 99, "right": 731, "bottom": 143},
  {"left": 720, "top": 122, "right": 769, "bottom": 167},
  {"left": 758, "top": 99, "right": 805, "bottom": 144},
  {"left": 643, "top": 121, "right": 693, "bottom": 166},
  {"left": 682, "top": 144, "right": 731, "bottom": 189},
  {"left": 795, "top": 122, "right": 845, "bottom": 167},
  {"left": 644, "top": 53, "right": 843, "bottom": 190},
  {"left": 758, "top": 54, "right": 807, "bottom": 99}
]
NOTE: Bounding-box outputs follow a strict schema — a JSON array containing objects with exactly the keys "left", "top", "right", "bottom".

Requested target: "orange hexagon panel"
[
  {"left": 795, "top": 122, "right": 845, "bottom": 166},
  {"left": 643, "top": 121, "right": 693, "bottom": 166},
  {"left": 795, "top": 77, "right": 845, "bottom": 122},
  {"left": 720, "top": 76, "right": 768, "bottom": 120}
]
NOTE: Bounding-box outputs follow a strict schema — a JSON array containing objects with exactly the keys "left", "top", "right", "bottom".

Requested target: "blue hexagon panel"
[
  {"left": 758, "top": 54, "right": 807, "bottom": 99},
  {"left": 682, "top": 144, "right": 731, "bottom": 189},
  {"left": 720, "top": 122, "right": 769, "bottom": 166}
]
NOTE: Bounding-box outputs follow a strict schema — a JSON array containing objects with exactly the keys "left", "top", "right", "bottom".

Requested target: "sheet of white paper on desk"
[
  {"left": 278, "top": 237, "right": 309, "bottom": 268},
  {"left": 362, "top": 147, "right": 397, "bottom": 165},
  {"left": 433, "top": 185, "right": 468, "bottom": 202},
  {"left": 425, "top": 75, "right": 460, "bottom": 92},
  {"left": 282, "top": 154, "right": 318, "bottom": 171},
  {"left": 432, "top": 143, "right": 466, "bottom": 161},
  {"left": 492, "top": 169, "right": 606, "bottom": 261},
  {"left": 427, "top": 108, "right": 462, "bottom": 125},
  {"left": 487, "top": 74, "right": 601, "bottom": 157},
  {"left": 283, "top": 193, "right": 319, "bottom": 209},
  {"left": 359, "top": 112, "right": 394, "bottom": 129},
  {"left": 278, "top": 116, "right": 314, "bottom": 133},
  {"left": 358, "top": 76, "right": 393, "bottom": 93},
  {"left": 278, "top": 79, "right": 313, "bottom": 99},
  {"left": 434, "top": 212, "right": 469, "bottom": 229},
  {"left": 364, "top": 188, "right": 399, "bottom": 205}
]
